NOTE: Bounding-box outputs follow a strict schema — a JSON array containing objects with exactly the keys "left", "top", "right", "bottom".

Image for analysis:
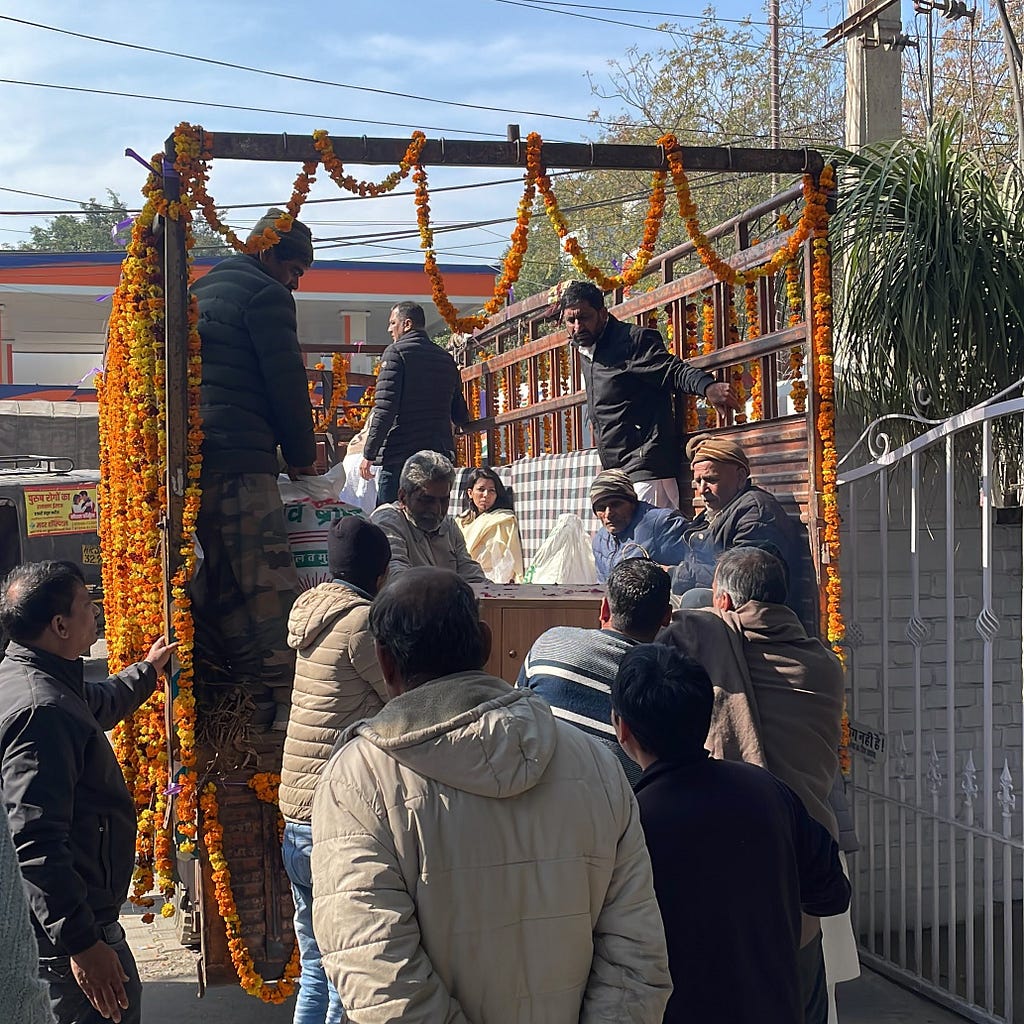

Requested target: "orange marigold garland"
[
  {"left": 745, "top": 284, "right": 763, "bottom": 421},
  {"left": 533, "top": 134, "right": 667, "bottom": 292},
  {"left": 172, "top": 123, "right": 317, "bottom": 255},
  {"left": 101, "top": 159, "right": 178, "bottom": 909},
  {"left": 201, "top": 781, "right": 300, "bottom": 1002},
  {"left": 314, "top": 353, "right": 348, "bottom": 432},
  {"left": 313, "top": 129, "right": 425, "bottom": 197}
]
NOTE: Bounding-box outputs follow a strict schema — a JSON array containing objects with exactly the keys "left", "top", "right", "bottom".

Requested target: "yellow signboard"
[{"left": 23, "top": 484, "right": 99, "bottom": 538}]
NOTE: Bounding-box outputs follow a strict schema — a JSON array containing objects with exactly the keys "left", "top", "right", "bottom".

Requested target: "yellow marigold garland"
[
  {"left": 314, "top": 353, "right": 348, "bottom": 432},
  {"left": 745, "top": 284, "right": 763, "bottom": 421},
  {"left": 201, "top": 781, "right": 300, "bottom": 1002},
  {"left": 533, "top": 134, "right": 667, "bottom": 292},
  {"left": 313, "top": 129, "right": 425, "bottom": 197}
]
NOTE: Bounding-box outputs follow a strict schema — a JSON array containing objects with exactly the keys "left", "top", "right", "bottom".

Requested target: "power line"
[
  {"left": 0, "top": 14, "right": 624, "bottom": 131},
  {"left": 495, "top": 0, "right": 831, "bottom": 31},
  {"left": 0, "top": 79, "right": 511, "bottom": 138}
]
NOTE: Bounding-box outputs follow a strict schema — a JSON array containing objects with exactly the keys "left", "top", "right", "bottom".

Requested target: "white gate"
[{"left": 838, "top": 391, "right": 1024, "bottom": 1022}]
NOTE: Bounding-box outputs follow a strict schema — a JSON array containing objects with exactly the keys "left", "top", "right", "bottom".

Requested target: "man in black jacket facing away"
[
  {"left": 0, "top": 561, "right": 174, "bottom": 1024},
  {"left": 359, "top": 301, "right": 469, "bottom": 506},
  {"left": 191, "top": 209, "right": 318, "bottom": 721},
  {"left": 559, "top": 281, "right": 739, "bottom": 508},
  {"left": 611, "top": 643, "right": 850, "bottom": 1024}
]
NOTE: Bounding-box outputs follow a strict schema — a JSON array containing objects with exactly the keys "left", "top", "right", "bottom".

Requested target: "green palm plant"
[{"left": 832, "top": 119, "right": 1024, "bottom": 424}]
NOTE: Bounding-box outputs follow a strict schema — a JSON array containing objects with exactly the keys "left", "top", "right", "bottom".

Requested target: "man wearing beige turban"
[{"left": 672, "top": 434, "right": 805, "bottom": 614}]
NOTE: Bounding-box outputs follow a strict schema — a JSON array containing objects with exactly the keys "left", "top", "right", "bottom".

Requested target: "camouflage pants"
[{"left": 193, "top": 472, "right": 298, "bottom": 694}]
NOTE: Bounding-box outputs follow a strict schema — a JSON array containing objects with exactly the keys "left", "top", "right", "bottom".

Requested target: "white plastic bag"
[
  {"left": 276, "top": 462, "right": 347, "bottom": 505},
  {"left": 523, "top": 513, "right": 599, "bottom": 585}
]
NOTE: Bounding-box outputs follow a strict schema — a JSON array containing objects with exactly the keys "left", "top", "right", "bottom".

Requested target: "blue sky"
[{"left": 0, "top": 0, "right": 850, "bottom": 265}]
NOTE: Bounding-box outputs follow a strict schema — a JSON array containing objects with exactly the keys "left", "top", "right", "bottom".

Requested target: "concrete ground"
[{"left": 123, "top": 904, "right": 971, "bottom": 1024}]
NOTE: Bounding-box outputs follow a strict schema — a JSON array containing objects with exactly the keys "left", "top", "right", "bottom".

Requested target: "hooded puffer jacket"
[
  {"left": 279, "top": 583, "right": 387, "bottom": 823},
  {"left": 311, "top": 671, "right": 672, "bottom": 1024}
]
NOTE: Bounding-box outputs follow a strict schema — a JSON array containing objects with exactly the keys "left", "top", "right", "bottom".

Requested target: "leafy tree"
[
  {"left": 16, "top": 190, "right": 231, "bottom": 255},
  {"left": 20, "top": 191, "right": 129, "bottom": 252},
  {"left": 512, "top": 0, "right": 844, "bottom": 295},
  {"left": 902, "top": 3, "right": 1024, "bottom": 174}
]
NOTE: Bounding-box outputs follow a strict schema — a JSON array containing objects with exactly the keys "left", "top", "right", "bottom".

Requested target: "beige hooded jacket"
[
  {"left": 279, "top": 582, "right": 387, "bottom": 823},
  {"left": 311, "top": 671, "right": 671, "bottom": 1024}
]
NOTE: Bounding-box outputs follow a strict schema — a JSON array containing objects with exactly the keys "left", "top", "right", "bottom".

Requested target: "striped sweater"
[{"left": 516, "top": 626, "right": 641, "bottom": 784}]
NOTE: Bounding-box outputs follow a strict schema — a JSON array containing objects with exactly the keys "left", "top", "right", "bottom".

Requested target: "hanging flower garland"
[
  {"left": 172, "top": 123, "right": 317, "bottom": 255},
  {"left": 745, "top": 283, "right": 763, "bottom": 421},
  {"left": 532, "top": 134, "right": 667, "bottom": 293},
  {"left": 101, "top": 158, "right": 184, "bottom": 912},
  {"left": 314, "top": 354, "right": 348, "bottom": 432},
  {"left": 726, "top": 295, "right": 747, "bottom": 425},
  {"left": 200, "top": 781, "right": 300, "bottom": 1002},
  {"left": 414, "top": 134, "right": 542, "bottom": 334},
  {"left": 659, "top": 133, "right": 827, "bottom": 288},
  {"left": 313, "top": 130, "right": 425, "bottom": 197}
]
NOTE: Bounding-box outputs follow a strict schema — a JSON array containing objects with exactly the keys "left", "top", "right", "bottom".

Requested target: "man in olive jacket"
[
  {"left": 0, "top": 561, "right": 174, "bottom": 1024},
  {"left": 191, "top": 209, "right": 318, "bottom": 719},
  {"left": 359, "top": 301, "right": 469, "bottom": 506}
]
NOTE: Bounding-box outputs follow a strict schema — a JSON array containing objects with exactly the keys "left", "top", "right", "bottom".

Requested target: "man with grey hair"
[
  {"left": 658, "top": 544, "right": 849, "bottom": 1024},
  {"left": 311, "top": 567, "right": 672, "bottom": 1023},
  {"left": 371, "top": 451, "right": 487, "bottom": 583}
]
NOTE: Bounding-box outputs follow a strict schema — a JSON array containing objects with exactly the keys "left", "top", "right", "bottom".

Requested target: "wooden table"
[{"left": 474, "top": 583, "right": 605, "bottom": 684}]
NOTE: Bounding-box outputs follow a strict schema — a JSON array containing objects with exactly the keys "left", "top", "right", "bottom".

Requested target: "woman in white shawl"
[{"left": 456, "top": 467, "right": 525, "bottom": 583}]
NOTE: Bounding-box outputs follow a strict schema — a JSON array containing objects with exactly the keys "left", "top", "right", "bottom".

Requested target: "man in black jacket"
[
  {"left": 191, "top": 209, "right": 318, "bottom": 719},
  {"left": 611, "top": 643, "right": 850, "bottom": 1024},
  {"left": 359, "top": 301, "right": 469, "bottom": 506},
  {"left": 559, "top": 281, "right": 739, "bottom": 509},
  {"left": 0, "top": 561, "right": 174, "bottom": 1024}
]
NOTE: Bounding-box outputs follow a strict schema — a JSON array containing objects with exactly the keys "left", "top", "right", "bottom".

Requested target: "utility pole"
[
  {"left": 824, "top": 0, "right": 909, "bottom": 147},
  {"left": 769, "top": 0, "right": 781, "bottom": 193}
]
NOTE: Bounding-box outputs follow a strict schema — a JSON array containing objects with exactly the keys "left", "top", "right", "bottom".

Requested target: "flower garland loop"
[{"left": 201, "top": 780, "right": 300, "bottom": 1002}]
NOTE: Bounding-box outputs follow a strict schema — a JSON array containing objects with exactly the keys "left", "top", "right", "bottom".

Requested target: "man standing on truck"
[
  {"left": 358, "top": 301, "right": 470, "bottom": 507},
  {"left": 0, "top": 561, "right": 174, "bottom": 1024},
  {"left": 191, "top": 209, "right": 318, "bottom": 727},
  {"left": 559, "top": 280, "right": 740, "bottom": 508}
]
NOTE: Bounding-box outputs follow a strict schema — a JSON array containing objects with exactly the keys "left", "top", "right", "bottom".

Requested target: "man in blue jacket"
[
  {"left": 0, "top": 561, "right": 174, "bottom": 1024},
  {"left": 590, "top": 469, "right": 688, "bottom": 583},
  {"left": 191, "top": 209, "right": 318, "bottom": 723}
]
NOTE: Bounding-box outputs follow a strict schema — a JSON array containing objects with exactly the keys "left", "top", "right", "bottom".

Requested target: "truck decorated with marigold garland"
[{"left": 97, "top": 122, "right": 843, "bottom": 1001}]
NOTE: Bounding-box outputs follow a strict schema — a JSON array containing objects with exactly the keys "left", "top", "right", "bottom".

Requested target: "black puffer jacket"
[
  {"left": 0, "top": 644, "right": 156, "bottom": 956},
  {"left": 363, "top": 329, "right": 469, "bottom": 466},
  {"left": 581, "top": 315, "right": 714, "bottom": 481},
  {"left": 193, "top": 254, "right": 316, "bottom": 475}
]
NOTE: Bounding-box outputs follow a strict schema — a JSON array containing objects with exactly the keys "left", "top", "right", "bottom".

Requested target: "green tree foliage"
[
  {"left": 513, "top": 0, "right": 844, "bottom": 294},
  {"left": 16, "top": 190, "right": 231, "bottom": 255},
  {"left": 902, "top": 2, "right": 1024, "bottom": 173},
  {"left": 833, "top": 119, "right": 1024, "bottom": 421}
]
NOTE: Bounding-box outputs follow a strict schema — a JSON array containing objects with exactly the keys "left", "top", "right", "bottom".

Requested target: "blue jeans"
[
  {"left": 282, "top": 822, "right": 345, "bottom": 1024},
  {"left": 374, "top": 462, "right": 404, "bottom": 507}
]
